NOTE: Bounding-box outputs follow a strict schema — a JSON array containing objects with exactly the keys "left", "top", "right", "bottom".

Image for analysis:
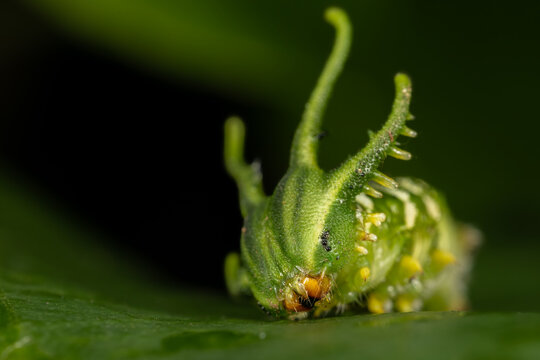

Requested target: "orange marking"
[
  {"left": 302, "top": 276, "right": 331, "bottom": 299},
  {"left": 283, "top": 292, "right": 310, "bottom": 312}
]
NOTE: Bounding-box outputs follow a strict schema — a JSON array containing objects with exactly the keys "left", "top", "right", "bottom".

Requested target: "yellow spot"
[
  {"left": 366, "top": 212, "right": 387, "bottom": 227},
  {"left": 367, "top": 294, "right": 386, "bottom": 314},
  {"left": 354, "top": 267, "right": 371, "bottom": 287},
  {"left": 395, "top": 295, "right": 414, "bottom": 312},
  {"left": 400, "top": 255, "right": 423, "bottom": 278},
  {"left": 360, "top": 267, "right": 371, "bottom": 282},
  {"left": 432, "top": 249, "right": 456, "bottom": 269},
  {"left": 355, "top": 245, "right": 368, "bottom": 255}
]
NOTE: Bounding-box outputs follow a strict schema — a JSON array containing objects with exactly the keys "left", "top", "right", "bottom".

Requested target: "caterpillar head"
[{"left": 224, "top": 8, "right": 415, "bottom": 317}]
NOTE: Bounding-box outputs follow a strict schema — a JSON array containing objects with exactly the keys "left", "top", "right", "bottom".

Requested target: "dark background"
[{"left": 0, "top": 0, "right": 539, "bottom": 310}]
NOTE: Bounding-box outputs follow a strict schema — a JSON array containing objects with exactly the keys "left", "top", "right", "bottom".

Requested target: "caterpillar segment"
[
  {"left": 223, "top": 7, "right": 477, "bottom": 319},
  {"left": 311, "top": 177, "right": 468, "bottom": 315}
]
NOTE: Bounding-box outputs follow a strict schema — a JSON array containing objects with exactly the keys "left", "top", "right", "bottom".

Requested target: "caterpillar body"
[{"left": 223, "top": 8, "right": 478, "bottom": 319}]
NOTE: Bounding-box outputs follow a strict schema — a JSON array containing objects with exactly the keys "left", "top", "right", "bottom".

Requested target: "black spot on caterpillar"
[{"left": 320, "top": 230, "right": 332, "bottom": 252}]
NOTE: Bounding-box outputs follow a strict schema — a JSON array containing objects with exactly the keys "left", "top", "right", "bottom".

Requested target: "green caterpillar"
[{"left": 223, "top": 7, "right": 478, "bottom": 319}]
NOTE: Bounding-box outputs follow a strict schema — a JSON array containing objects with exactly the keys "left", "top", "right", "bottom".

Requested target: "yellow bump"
[
  {"left": 360, "top": 231, "right": 378, "bottom": 242},
  {"left": 367, "top": 294, "right": 385, "bottom": 314},
  {"left": 366, "top": 212, "right": 387, "bottom": 227},
  {"left": 400, "top": 255, "right": 423, "bottom": 278},
  {"left": 395, "top": 295, "right": 413, "bottom": 312},
  {"left": 363, "top": 184, "right": 383, "bottom": 198},
  {"left": 407, "top": 113, "right": 415, "bottom": 120},
  {"left": 371, "top": 171, "right": 398, "bottom": 189},
  {"left": 432, "top": 249, "right": 456, "bottom": 269},
  {"left": 388, "top": 146, "right": 412, "bottom": 160},
  {"left": 359, "top": 267, "right": 371, "bottom": 282},
  {"left": 400, "top": 126, "right": 417, "bottom": 138},
  {"left": 355, "top": 245, "right": 368, "bottom": 255}
]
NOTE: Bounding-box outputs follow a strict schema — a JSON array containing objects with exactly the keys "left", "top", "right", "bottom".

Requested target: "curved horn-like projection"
[
  {"left": 330, "top": 73, "right": 415, "bottom": 197},
  {"left": 289, "top": 7, "right": 352, "bottom": 169},
  {"left": 224, "top": 116, "right": 266, "bottom": 216}
]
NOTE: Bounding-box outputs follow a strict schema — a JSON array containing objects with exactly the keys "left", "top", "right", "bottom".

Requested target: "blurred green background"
[{"left": 0, "top": 0, "right": 539, "bottom": 315}]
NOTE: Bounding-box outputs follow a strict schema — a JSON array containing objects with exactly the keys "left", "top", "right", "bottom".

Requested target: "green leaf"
[{"left": 1, "top": 274, "right": 540, "bottom": 359}]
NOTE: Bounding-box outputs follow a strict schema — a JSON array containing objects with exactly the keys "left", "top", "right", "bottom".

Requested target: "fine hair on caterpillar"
[{"left": 223, "top": 7, "right": 479, "bottom": 319}]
